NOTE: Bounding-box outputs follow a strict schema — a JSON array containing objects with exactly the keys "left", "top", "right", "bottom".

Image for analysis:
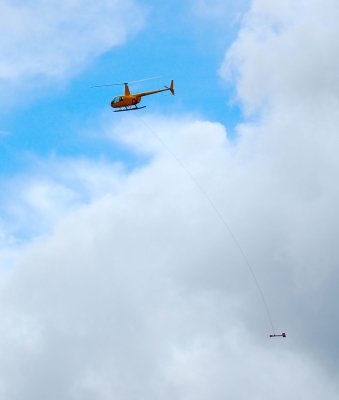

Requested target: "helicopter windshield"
[{"left": 112, "top": 96, "right": 124, "bottom": 103}]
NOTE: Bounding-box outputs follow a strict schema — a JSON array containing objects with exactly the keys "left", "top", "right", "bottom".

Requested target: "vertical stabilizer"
[{"left": 170, "top": 80, "right": 175, "bottom": 95}]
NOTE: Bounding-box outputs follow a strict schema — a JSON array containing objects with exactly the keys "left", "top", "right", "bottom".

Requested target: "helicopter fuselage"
[{"left": 111, "top": 95, "right": 141, "bottom": 108}]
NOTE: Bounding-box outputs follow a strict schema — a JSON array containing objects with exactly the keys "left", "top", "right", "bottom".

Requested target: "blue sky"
[
  {"left": 0, "top": 1, "right": 248, "bottom": 176},
  {"left": 2, "top": 1, "right": 339, "bottom": 398}
]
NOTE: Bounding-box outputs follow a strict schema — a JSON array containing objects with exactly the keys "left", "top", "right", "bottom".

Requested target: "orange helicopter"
[{"left": 93, "top": 77, "right": 175, "bottom": 112}]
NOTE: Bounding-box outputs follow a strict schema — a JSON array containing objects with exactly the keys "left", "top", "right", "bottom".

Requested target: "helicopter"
[{"left": 93, "top": 77, "right": 175, "bottom": 112}]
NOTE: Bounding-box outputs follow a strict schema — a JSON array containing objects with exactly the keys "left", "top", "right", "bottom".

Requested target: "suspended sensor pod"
[{"left": 270, "top": 332, "right": 286, "bottom": 338}]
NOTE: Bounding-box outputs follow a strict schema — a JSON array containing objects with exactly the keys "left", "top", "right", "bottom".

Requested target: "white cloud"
[
  {"left": 0, "top": 0, "right": 146, "bottom": 82},
  {"left": 220, "top": 0, "right": 339, "bottom": 113},
  {"left": 0, "top": 110, "right": 339, "bottom": 397},
  {"left": 217, "top": 0, "right": 339, "bottom": 370},
  {"left": 0, "top": 157, "right": 126, "bottom": 240}
]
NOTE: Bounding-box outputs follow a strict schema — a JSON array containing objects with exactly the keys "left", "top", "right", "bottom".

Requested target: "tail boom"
[{"left": 136, "top": 80, "right": 175, "bottom": 97}]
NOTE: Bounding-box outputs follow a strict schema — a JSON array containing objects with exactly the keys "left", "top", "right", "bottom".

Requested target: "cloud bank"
[{"left": 1, "top": 110, "right": 339, "bottom": 398}]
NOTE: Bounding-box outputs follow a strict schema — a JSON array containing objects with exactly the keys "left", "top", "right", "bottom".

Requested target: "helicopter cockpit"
[{"left": 112, "top": 96, "right": 123, "bottom": 104}]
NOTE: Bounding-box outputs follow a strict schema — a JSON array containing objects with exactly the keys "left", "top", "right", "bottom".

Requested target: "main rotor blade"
[
  {"left": 91, "top": 76, "right": 161, "bottom": 88},
  {"left": 91, "top": 83, "right": 123, "bottom": 88},
  {"left": 128, "top": 76, "right": 161, "bottom": 84}
]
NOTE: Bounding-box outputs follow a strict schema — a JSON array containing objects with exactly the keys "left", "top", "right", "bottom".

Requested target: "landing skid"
[{"left": 114, "top": 106, "right": 146, "bottom": 112}]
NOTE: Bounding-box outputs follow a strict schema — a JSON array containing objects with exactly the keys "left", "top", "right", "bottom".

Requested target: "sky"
[{"left": 1, "top": 0, "right": 339, "bottom": 398}]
